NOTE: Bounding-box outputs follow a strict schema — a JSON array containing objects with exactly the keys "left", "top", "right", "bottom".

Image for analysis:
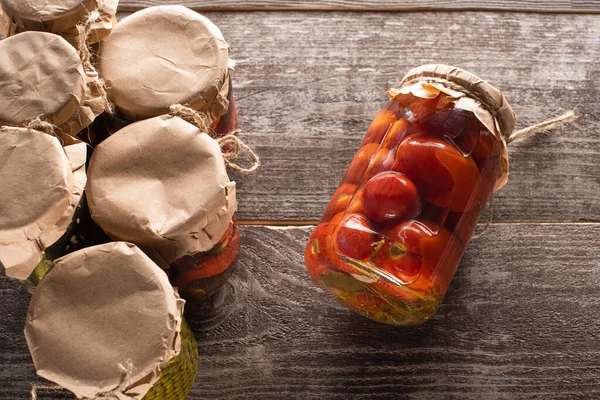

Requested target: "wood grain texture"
[
  {"left": 117, "top": 0, "right": 600, "bottom": 13},
  {"left": 191, "top": 11, "right": 600, "bottom": 222},
  {"left": 1, "top": 223, "right": 600, "bottom": 399}
]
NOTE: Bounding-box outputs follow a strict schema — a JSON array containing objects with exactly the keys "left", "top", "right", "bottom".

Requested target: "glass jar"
[
  {"left": 96, "top": 5, "right": 235, "bottom": 137},
  {"left": 0, "top": 0, "right": 118, "bottom": 46},
  {"left": 305, "top": 64, "right": 515, "bottom": 326},
  {"left": 0, "top": 32, "right": 105, "bottom": 140},
  {"left": 169, "top": 220, "right": 241, "bottom": 302},
  {"left": 86, "top": 115, "right": 239, "bottom": 304},
  {"left": 0, "top": 127, "right": 89, "bottom": 287},
  {"left": 25, "top": 242, "right": 197, "bottom": 400}
]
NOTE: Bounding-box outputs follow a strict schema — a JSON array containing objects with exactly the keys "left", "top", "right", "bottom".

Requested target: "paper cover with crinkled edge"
[
  {"left": 87, "top": 115, "right": 238, "bottom": 263},
  {"left": 0, "top": 127, "right": 86, "bottom": 280},
  {"left": 24, "top": 242, "right": 185, "bottom": 400},
  {"left": 0, "top": 0, "right": 118, "bottom": 45},
  {"left": 98, "top": 5, "right": 232, "bottom": 123},
  {"left": 0, "top": 32, "right": 105, "bottom": 138},
  {"left": 390, "top": 64, "right": 516, "bottom": 191}
]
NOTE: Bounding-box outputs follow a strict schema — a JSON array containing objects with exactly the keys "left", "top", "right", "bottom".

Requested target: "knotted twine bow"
[
  {"left": 472, "top": 109, "right": 577, "bottom": 239},
  {"left": 169, "top": 104, "right": 261, "bottom": 174}
]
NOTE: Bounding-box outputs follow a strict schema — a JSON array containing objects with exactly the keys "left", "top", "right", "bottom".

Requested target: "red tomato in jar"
[
  {"left": 381, "top": 118, "right": 410, "bottom": 150},
  {"left": 372, "top": 220, "right": 462, "bottom": 301},
  {"left": 362, "top": 102, "right": 399, "bottom": 145},
  {"left": 363, "top": 147, "right": 395, "bottom": 181},
  {"left": 362, "top": 172, "right": 421, "bottom": 225},
  {"left": 333, "top": 213, "right": 376, "bottom": 263},
  {"left": 420, "top": 108, "right": 481, "bottom": 156},
  {"left": 171, "top": 223, "right": 240, "bottom": 285},
  {"left": 407, "top": 94, "right": 453, "bottom": 123},
  {"left": 345, "top": 143, "right": 380, "bottom": 184},
  {"left": 305, "top": 213, "right": 346, "bottom": 280},
  {"left": 473, "top": 126, "right": 500, "bottom": 159},
  {"left": 322, "top": 183, "right": 357, "bottom": 222},
  {"left": 346, "top": 189, "right": 365, "bottom": 215},
  {"left": 394, "top": 136, "right": 481, "bottom": 212}
]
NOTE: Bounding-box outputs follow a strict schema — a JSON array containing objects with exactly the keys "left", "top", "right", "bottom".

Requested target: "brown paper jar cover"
[
  {"left": 86, "top": 115, "right": 237, "bottom": 264},
  {"left": 0, "top": 31, "right": 105, "bottom": 136},
  {"left": 0, "top": 0, "right": 118, "bottom": 45},
  {"left": 98, "top": 5, "right": 233, "bottom": 123},
  {"left": 0, "top": 126, "right": 86, "bottom": 280},
  {"left": 391, "top": 64, "right": 516, "bottom": 191},
  {"left": 24, "top": 242, "right": 186, "bottom": 399}
]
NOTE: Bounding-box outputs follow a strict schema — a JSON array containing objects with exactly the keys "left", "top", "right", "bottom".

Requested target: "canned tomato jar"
[
  {"left": 86, "top": 115, "right": 239, "bottom": 303},
  {"left": 97, "top": 5, "right": 237, "bottom": 136},
  {"left": 305, "top": 64, "right": 515, "bottom": 326},
  {"left": 0, "top": 0, "right": 118, "bottom": 46},
  {"left": 0, "top": 127, "right": 90, "bottom": 287},
  {"left": 0, "top": 32, "right": 106, "bottom": 140},
  {"left": 25, "top": 242, "right": 198, "bottom": 400}
]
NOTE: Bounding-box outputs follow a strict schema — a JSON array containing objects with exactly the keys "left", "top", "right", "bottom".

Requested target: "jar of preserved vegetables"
[
  {"left": 0, "top": 0, "right": 118, "bottom": 46},
  {"left": 97, "top": 5, "right": 237, "bottom": 136},
  {"left": 25, "top": 242, "right": 198, "bottom": 400},
  {"left": 86, "top": 115, "right": 239, "bottom": 303},
  {"left": 0, "top": 31, "right": 106, "bottom": 140},
  {"left": 305, "top": 64, "right": 515, "bottom": 326},
  {"left": 0, "top": 127, "right": 88, "bottom": 285}
]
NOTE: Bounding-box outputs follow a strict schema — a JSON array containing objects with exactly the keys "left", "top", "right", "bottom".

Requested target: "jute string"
[
  {"left": 169, "top": 104, "right": 261, "bottom": 174},
  {"left": 76, "top": 10, "right": 114, "bottom": 115},
  {"left": 30, "top": 360, "right": 135, "bottom": 400},
  {"left": 24, "top": 117, "right": 57, "bottom": 138},
  {"left": 472, "top": 110, "right": 576, "bottom": 239},
  {"left": 507, "top": 110, "right": 576, "bottom": 144}
]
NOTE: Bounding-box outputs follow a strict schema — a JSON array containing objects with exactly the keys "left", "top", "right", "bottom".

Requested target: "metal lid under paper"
[
  {"left": 86, "top": 115, "right": 237, "bottom": 264},
  {"left": 24, "top": 242, "right": 185, "bottom": 399},
  {"left": 0, "top": 127, "right": 86, "bottom": 280},
  {"left": 98, "top": 5, "right": 232, "bottom": 122},
  {"left": 0, "top": 0, "right": 118, "bottom": 44},
  {"left": 391, "top": 64, "right": 516, "bottom": 191},
  {"left": 0, "top": 32, "right": 105, "bottom": 136}
]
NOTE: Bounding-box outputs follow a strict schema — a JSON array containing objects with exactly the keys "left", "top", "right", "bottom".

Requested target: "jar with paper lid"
[
  {"left": 0, "top": 126, "right": 109, "bottom": 290},
  {"left": 25, "top": 242, "right": 198, "bottom": 400},
  {"left": 0, "top": 0, "right": 118, "bottom": 46},
  {"left": 97, "top": 5, "right": 237, "bottom": 136},
  {"left": 0, "top": 31, "right": 106, "bottom": 142},
  {"left": 86, "top": 115, "right": 240, "bottom": 303},
  {"left": 305, "top": 64, "right": 515, "bottom": 326}
]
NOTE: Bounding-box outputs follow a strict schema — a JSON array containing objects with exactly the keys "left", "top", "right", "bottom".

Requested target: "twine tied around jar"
[
  {"left": 76, "top": 10, "right": 114, "bottom": 116},
  {"left": 472, "top": 109, "right": 577, "bottom": 239},
  {"left": 30, "top": 360, "right": 136, "bottom": 400},
  {"left": 169, "top": 104, "right": 261, "bottom": 174},
  {"left": 24, "top": 117, "right": 57, "bottom": 138}
]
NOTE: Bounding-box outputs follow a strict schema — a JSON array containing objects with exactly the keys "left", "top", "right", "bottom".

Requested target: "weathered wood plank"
[
  {"left": 117, "top": 0, "right": 600, "bottom": 13},
  {"left": 1, "top": 223, "right": 600, "bottom": 399},
  {"left": 197, "top": 11, "right": 599, "bottom": 222},
  {"left": 1, "top": 11, "right": 598, "bottom": 223}
]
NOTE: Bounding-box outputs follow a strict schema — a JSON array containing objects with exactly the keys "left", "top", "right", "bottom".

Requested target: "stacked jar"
[
  {"left": 0, "top": 0, "right": 118, "bottom": 46},
  {"left": 0, "top": 29, "right": 112, "bottom": 287},
  {"left": 25, "top": 242, "right": 198, "bottom": 400},
  {"left": 305, "top": 64, "right": 515, "bottom": 326},
  {"left": 94, "top": 5, "right": 237, "bottom": 138},
  {"left": 86, "top": 5, "right": 251, "bottom": 302}
]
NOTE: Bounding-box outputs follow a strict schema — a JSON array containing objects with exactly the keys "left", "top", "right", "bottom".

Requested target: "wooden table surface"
[{"left": 1, "top": 1, "right": 600, "bottom": 399}]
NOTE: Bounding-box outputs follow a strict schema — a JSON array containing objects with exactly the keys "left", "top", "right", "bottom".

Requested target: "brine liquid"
[
  {"left": 169, "top": 221, "right": 240, "bottom": 303},
  {"left": 305, "top": 92, "right": 501, "bottom": 326}
]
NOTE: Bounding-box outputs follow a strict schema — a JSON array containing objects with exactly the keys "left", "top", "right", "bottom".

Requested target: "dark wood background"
[{"left": 1, "top": 1, "right": 600, "bottom": 399}]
